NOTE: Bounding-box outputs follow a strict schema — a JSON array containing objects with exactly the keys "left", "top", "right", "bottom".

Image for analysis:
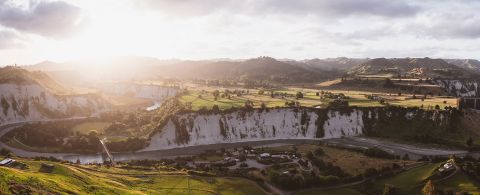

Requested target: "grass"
[
  {"left": 296, "top": 188, "right": 363, "bottom": 195},
  {"left": 72, "top": 122, "right": 111, "bottom": 135},
  {"left": 436, "top": 171, "right": 480, "bottom": 194},
  {"left": 0, "top": 157, "right": 266, "bottom": 195},
  {"left": 371, "top": 163, "right": 441, "bottom": 195}
]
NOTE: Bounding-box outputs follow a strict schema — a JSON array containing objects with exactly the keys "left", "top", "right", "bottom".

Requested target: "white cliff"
[
  {"left": 435, "top": 79, "right": 479, "bottom": 97},
  {"left": 0, "top": 84, "right": 109, "bottom": 125},
  {"left": 143, "top": 109, "right": 365, "bottom": 151}
]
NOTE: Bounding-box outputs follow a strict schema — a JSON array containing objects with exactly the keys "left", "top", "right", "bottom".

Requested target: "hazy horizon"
[{"left": 1, "top": 0, "right": 480, "bottom": 65}]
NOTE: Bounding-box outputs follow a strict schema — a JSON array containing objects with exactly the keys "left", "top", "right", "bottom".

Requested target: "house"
[
  {"left": 439, "top": 162, "right": 454, "bottom": 172},
  {"left": 443, "top": 162, "right": 453, "bottom": 170},
  {"left": 260, "top": 153, "right": 271, "bottom": 158},
  {"left": 0, "top": 158, "right": 15, "bottom": 166}
]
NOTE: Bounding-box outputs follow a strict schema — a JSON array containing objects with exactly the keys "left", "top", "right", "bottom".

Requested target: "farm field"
[{"left": 179, "top": 86, "right": 457, "bottom": 111}]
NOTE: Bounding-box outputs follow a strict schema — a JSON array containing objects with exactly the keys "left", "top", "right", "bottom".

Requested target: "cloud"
[
  {"left": 257, "top": 0, "right": 421, "bottom": 18},
  {"left": 135, "top": 0, "right": 421, "bottom": 18},
  {"left": 0, "top": 29, "right": 23, "bottom": 49},
  {"left": 420, "top": 15, "right": 480, "bottom": 39},
  {"left": 0, "top": 0, "right": 86, "bottom": 38}
]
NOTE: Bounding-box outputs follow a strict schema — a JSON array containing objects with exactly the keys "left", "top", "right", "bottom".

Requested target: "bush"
[
  {"left": 0, "top": 148, "right": 11, "bottom": 157},
  {"left": 296, "top": 92, "right": 304, "bottom": 99},
  {"left": 314, "top": 147, "right": 325, "bottom": 156},
  {"left": 364, "top": 148, "right": 395, "bottom": 159}
]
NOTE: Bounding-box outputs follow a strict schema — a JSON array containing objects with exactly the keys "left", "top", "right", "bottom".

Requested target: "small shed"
[{"left": 0, "top": 158, "right": 15, "bottom": 166}]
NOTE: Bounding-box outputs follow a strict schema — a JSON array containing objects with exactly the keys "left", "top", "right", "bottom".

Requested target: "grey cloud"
[
  {"left": 258, "top": 0, "right": 421, "bottom": 18},
  {"left": 0, "top": 0, "right": 85, "bottom": 38},
  {"left": 136, "top": 0, "right": 421, "bottom": 18}
]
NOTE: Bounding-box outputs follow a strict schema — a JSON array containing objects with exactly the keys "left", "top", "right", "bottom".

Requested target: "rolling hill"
[
  {"left": 349, "top": 58, "right": 475, "bottom": 78},
  {"left": 444, "top": 59, "right": 480, "bottom": 74}
]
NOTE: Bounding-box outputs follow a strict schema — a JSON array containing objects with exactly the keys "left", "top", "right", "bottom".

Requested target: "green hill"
[{"left": 0, "top": 157, "right": 266, "bottom": 195}]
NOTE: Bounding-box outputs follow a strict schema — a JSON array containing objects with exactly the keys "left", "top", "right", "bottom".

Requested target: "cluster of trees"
[
  {"left": 4, "top": 121, "right": 103, "bottom": 153},
  {"left": 321, "top": 91, "right": 349, "bottom": 100},
  {"left": 106, "top": 137, "right": 146, "bottom": 152},
  {"left": 0, "top": 148, "right": 11, "bottom": 157},
  {"left": 457, "top": 155, "right": 480, "bottom": 182},
  {"left": 327, "top": 99, "right": 349, "bottom": 108}
]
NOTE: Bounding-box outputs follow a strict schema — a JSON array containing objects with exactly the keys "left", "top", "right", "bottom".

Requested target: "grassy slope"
[
  {"left": 370, "top": 163, "right": 440, "bottom": 195},
  {"left": 299, "top": 163, "right": 480, "bottom": 195},
  {"left": 72, "top": 122, "right": 111, "bottom": 135},
  {"left": 0, "top": 157, "right": 265, "bottom": 195},
  {"left": 436, "top": 171, "right": 480, "bottom": 195},
  {"left": 296, "top": 188, "right": 363, "bottom": 195}
]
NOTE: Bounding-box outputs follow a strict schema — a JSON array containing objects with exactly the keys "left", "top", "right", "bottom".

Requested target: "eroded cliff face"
[
  {"left": 99, "top": 83, "right": 179, "bottom": 100},
  {"left": 143, "top": 108, "right": 366, "bottom": 151},
  {"left": 434, "top": 79, "right": 479, "bottom": 97},
  {"left": 0, "top": 84, "right": 109, "bottom": 125},
  {"left": 143, "top": 107, "right": 454, "bottom": 151}
]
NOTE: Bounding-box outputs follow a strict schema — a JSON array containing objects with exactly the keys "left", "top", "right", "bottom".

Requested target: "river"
[{"left": 0, "top": 120, "right": 476, "bottom": 164}]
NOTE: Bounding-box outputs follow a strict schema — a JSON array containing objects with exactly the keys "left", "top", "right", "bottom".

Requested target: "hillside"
[
  {"left": 302, "top": 57, "right": 368, "bottom": 70},
  {"left": 445, "top": 59, "right": 480, "bottom": 73},
  {"left": 0, "top": 157, "right": 264, "bottom": 195},
  {"left": 159, "top": 56, "right": 339, "bottom": 82},
  {"left": 0, "top": 66, "right": 70, "bottom": 95},
  {"left": 0, "top": 67, "right": 109, "bottom": 124},
  {"left": 349, "top": 58, "right": 474, "bottom": 78}
]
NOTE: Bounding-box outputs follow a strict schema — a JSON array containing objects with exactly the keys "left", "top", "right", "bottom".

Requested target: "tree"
[
  {"left": 383, "top": 184, "right": 397, "bottom": 195},
  {"left": 212, "top": 105, "right": 220, "bottom": 112},
  {"left": 467, "top": 137, "right": 473, "bottom": 148},
  {"left": 260, "top": 102, "right": 267, "bottom": 109},
  {"left": 422, "top": 180, "right": 436, "bottom": 195},
  {"left": 212, "top": 90, "right": 220, "bottom": 100},
  {"left": 296, "top": 92, "right": 304, "bottom": 99},
  {"left": 0, "top": 148, "right": 11, "bottom": 157}
]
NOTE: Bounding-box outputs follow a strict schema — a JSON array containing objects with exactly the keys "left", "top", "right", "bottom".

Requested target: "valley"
[{"left": 1, "top": 57, "right": 480, "bottom": 195}]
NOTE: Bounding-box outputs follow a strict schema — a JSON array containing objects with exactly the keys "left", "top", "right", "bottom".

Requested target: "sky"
[{"left": 0, "top": 0, "right": 479, "bottom": 65}]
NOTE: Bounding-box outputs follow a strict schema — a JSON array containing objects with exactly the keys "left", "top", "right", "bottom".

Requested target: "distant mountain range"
[{"left": 18, "top": 56, "right": 480, "bottom": 83}]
